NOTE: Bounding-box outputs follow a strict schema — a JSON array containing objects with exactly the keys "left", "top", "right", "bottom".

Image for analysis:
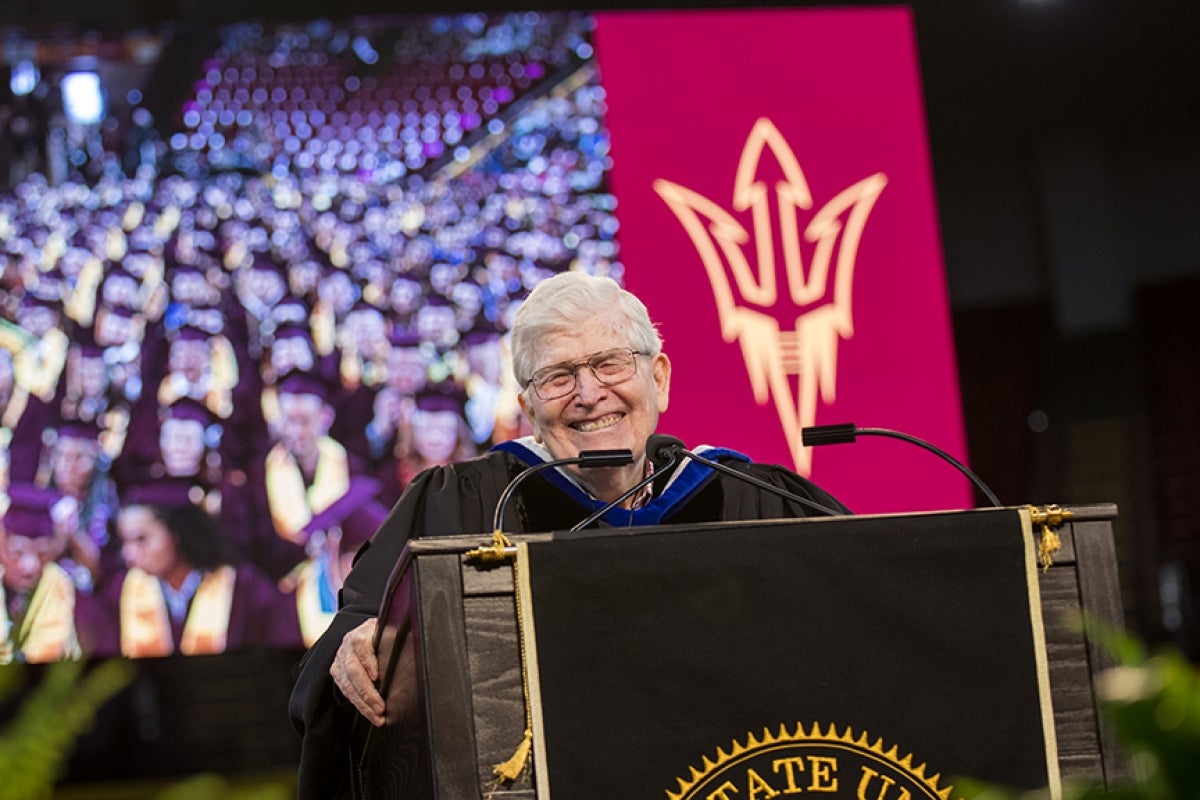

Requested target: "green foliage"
[
  {"left": 1093, "top": 643, "right": 1200, "bottom": 797},
  {"left": 0, "top": 661, "right": 296, "bottom": 800},
  {"left": 0, "top": 659, "right": 135, "bottom": 800},
  {"left": 151, "top": 773, "right": 293, "bottom": 800},
  {"left": 960, "top": 624, "right": 1200, "bottom": 800}
]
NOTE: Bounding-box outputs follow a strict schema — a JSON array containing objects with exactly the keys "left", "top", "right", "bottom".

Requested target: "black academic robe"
[{"left": 287, "top": 446, "right": 848, "bottom": 798}]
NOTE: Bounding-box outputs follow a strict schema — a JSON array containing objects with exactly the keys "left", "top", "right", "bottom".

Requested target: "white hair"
[{"left": 510, "top": 271, "right": 663, "bottom": 387}]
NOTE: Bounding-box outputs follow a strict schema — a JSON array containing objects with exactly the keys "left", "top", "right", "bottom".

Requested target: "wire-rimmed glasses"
[{"left": 527, "top": 347, "right": 648, "bottom": 401}]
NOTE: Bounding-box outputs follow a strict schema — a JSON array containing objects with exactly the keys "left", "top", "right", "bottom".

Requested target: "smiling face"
[{"left": 517, "top": 311, "right": 670, "bottom": 502}]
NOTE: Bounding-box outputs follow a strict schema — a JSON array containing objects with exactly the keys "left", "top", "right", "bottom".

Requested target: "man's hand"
[{"left": 330, "top": 618, "right": 386, "bottom": 726}]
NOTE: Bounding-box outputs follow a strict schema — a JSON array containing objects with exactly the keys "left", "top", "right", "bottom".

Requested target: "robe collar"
[{"left": 492, "top": 436, "right": 750, "bottom": 528}]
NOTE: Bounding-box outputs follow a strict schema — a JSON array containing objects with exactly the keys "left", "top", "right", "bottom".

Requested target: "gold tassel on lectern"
[
  {"left": 1038, "top": 527, "right": 1062, "bottom": 572},
  {"left": 467, "top": 530, "right": 533, "bottom": 794},
  {"left": 1027, "top": 504, "right": 1071, "bottom": 572},
  {"left": 492, "top": 727, "right": 532, "bottom": 782}
]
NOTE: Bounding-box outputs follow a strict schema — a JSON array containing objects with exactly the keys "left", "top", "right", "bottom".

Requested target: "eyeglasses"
[{"left": 527, "top": 347, "right": 649, "bottom": 401}]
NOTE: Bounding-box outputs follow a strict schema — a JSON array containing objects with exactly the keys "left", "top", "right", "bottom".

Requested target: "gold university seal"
[{"left": 667, "top": 722, "right": 960, "bottom": 800}]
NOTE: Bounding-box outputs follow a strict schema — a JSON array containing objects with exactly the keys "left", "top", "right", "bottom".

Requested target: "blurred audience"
[{"left": 0, "top": 11, "right": 620, "bottom": 654}]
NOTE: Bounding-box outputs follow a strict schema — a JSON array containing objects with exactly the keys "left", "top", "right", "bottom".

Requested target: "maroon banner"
[{"left": 595, "top": 8, "right": 970, "bottom": 513}]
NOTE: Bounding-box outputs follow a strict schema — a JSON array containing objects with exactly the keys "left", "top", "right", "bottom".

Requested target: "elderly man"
[{"left": 288, "top": 272, "right": 847, "bottom": 797}]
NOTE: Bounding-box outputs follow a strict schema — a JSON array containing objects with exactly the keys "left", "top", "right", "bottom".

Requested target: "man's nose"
[{"left": 572, "top": 366, "right": 608, "bottom": 402}]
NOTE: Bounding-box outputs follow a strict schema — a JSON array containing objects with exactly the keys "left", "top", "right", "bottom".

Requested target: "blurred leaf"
[
  {"left": 1097, "top": 648, "right": 1200, "bottom": 797},
  {"left": 152, "top": 774, "right": 294, "bottom": 800},
  {"left": 0, "top": 659, "right": 135, "bottom": 800},
  {"left": 152, "top": 774, "right": 229, "bottom": 800},
  {"left": 1079, "top": 613, "right": 1148, "bottom": 667}
]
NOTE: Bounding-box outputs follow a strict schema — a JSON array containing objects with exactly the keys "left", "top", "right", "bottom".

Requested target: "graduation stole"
[
  {"left": 2, "top": 382, "right": 29, "bottom": 431},
  {"left": 1, "top": 562, "right": 80, "bottom": 664},
  {"left": 15, "top": 328, "right": 69, "bottom": 402},
  {"left": 339, "top": 346, "right": 386, "bottom": 391},
  {"left": 311, "top": 300, "right": 336, "bottom": 356},
  {"left": 119, "top": 566, "right": 236, "bottom": 657},
  {"left": 339, "top": 349, "right": 362, "bottom": 390},
  {"left": 292, "top": 557, "right": 336, "bottom": 647},
  {"left": 265, "top": 438, "right": 349, "bottom": 542},
  {"left": 65, "top": 255, "right": 104, "bottom": 326}
]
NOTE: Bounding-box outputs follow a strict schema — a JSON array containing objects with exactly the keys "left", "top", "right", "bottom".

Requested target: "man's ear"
[
  {"left": 517, "top": 392, "right": 543, "bottom": 443},
  {"left": 652, "top": 352, "right": 671, "bottom": 413}
]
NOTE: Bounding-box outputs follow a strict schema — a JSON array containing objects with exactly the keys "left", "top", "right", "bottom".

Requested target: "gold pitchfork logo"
[{"left": 654, "top": 118, "right": 887, "bottom": 475}]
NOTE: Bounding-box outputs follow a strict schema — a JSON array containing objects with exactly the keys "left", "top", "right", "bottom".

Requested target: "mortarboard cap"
[
  {"left": 249, "top": 252, "right": 286, "bottom": 277},
  {"left": 273, "top": 323, "right": 314, "bottom": 344},
  {"left": 55, "top": 417, "right": 102, "bottom": 441},
  {"left": 276, "top": 370, "right": 332, "bottom": 403},
  {"left": 388, "top": 324, "right": 423, "bottom": 349},
  {"left": 100, "top": 303, "right": 137, "bottom": 320},
  {"left": 463, "top": 319, "right": 502, "bottom": 347},
  {"left": 161, "top": 397, "right": 213, "bottom": 427},
  {"left": 169, "top": 324, "right": 212, "bottom": 343},
  {"left": 170, "top": 261, "right": 206, "bottom": 277},
  {"left": 19, "top": 291, "right": 59, "bottom": 310},
  {"left": 120, "top": 479, "right": 197, "bottom": 509},
  {"left": 415, "top": 381, "right": 467, "bottom": 415},
  {"left": 2, "top": 484, "right": 65, "bottom": 539}
]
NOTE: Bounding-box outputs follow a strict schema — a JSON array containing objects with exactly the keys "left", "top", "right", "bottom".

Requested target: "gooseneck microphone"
[
  {"left": 802, "top": 423, "right": 1002, "bottom": 507},
  {"left": 652, "top": 435, "right": 843, "bottom": 517},
  {"left": 567, "top": 434, "right": 685, "bottom": 531},
  {"left": 492, "top": 448, "right": 634, "bottom": 532}
]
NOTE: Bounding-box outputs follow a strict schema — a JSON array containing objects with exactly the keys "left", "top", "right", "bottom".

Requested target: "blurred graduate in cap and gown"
[
  {"left": 256, "top": 371, "right": 363, "bottom": 580},
  {"left": 392, "top": 381, "right": 475, "bottom": 495},
  {"left": 36, "top": 417, "right": 122, "bottom": 594},
  {"left": 3, "top": 293, "right": 69, "bottom": 485},
  {"left": 1, "top": 484, "right": 81, "bottom": 663}
]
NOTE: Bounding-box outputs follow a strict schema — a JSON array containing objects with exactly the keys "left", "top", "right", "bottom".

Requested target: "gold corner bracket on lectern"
[
  {"left": 465, "top": 530, "right": 519, "bottom": 565},
  {"left": 1027, "top": 504, "right": 1074, "bottom": 572}
]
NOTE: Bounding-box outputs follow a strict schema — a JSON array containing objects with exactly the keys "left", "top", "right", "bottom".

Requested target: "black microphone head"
[
  {"left": 802, "top": 423, "right": 859, "bottom": 446},
  {"left": 646, "top": 433, "right": 685, "bottom": 468},
  {"left": 576, "top": 449, "right": 634, "bottom": 468}
]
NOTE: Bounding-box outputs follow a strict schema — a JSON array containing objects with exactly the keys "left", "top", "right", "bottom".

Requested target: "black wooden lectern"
[{"left": 350, "top": 504, "right": 1127, "bottom": 800}]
